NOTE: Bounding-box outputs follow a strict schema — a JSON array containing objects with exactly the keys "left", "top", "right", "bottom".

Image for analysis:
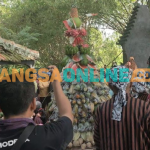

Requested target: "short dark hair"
[{"left": 0, "top": 74, "right": 35, "bottom": 118}]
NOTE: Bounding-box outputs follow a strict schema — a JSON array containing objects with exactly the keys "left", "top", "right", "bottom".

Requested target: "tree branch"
[
  {"left": 120, "top": 1, "right": 130, "bottom": 15},
  {"left": 107, "top": 51, "right": 123, "bottom": 66}
]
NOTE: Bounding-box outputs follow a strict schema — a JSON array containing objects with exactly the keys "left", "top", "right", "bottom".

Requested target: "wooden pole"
[{"left": 107, "top": 51, "right": 123, "bottom": 66}]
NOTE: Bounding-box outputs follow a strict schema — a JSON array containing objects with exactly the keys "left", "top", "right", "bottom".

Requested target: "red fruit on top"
[
  {"left": 71, "top": 64, "right": 78, "bottom": 75},
  {"left": 86, "top": 55, "right": 96, "bottom": 64},
  {"left": 79, "top": 28, "right": 87, "bottom": 36},
  {"left": 72, "top": 54, "right": 81, "bottom": 62}
]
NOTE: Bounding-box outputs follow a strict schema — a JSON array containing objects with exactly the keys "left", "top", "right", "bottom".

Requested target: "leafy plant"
[
  {"left": 0, "top": 64, "right": 29, "bottom": 74},
  {"left": 0, "top": 26, "right": 41, "bottom": 47},
  {"left": 89, "top": 28, "right": 123, "bottom": 68},
  {"left": 0, "top": 0, "right": 148, "bottom": 67}
]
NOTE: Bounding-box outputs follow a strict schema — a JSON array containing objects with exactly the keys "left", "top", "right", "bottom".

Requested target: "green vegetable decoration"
[
  {"left": 80, "top": 47, "right": 91, "bottom": 55},
  {"left": 65, "top": 46, "right": 79, "bottom": 57},
  {"left": 80, "top": 54, "right": 88, "bottom": 66},
  {"left": 70, "top": 18, "right": 82, "bottom": 28},
  {"left": 69, "top": 7, "right": 82, "bottom": 29},
  {"left": 48, "top": 7, "right": 112, "bottom": 149},
  {"left": 61, "top": 55, "right": 70, "bottom": 66}
]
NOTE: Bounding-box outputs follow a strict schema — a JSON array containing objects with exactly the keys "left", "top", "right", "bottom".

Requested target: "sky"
[{"left": 99, "top": 27, "right": 114, "bottom": 38}]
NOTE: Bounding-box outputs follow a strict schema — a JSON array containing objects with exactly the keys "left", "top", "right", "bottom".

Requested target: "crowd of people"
[
  {"left": 0, "top": 58, "right": 150, "bottom": 150},
  {"left": 0, "top": 66, "right": 73, "bottom": 150}
]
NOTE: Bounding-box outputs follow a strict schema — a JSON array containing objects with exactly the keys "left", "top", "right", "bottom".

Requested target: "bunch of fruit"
[
  {"left": 48, "top": 7, "right": 112, "bottom": 150},
  {"left": 70, "top": 18, "right": 82, "bottom": 29},
  {"left": 80, "top": 55, "right": 89, "bottom": 66},
  {"left": 48, "top": 78, "right": 112, "bottom": 149},
  {"left": 65, "top": 46, "right": 79, "bottom": 56},
  {"left": 80, "top": 47, "right": 91, "bottom": 55}
]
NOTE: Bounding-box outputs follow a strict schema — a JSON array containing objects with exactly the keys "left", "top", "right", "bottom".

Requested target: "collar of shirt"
[{"left": 0, "top": 118, "right": 35, "bottom": 132}]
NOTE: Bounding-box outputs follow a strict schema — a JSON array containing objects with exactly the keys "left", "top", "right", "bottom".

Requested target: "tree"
[
  {"left": 0, "top": 0, "right": 147, "bottom": 67},
  {"left": 89, "top": 28, "right": 123, "bottom": 68},
  {"left": 0, "top": 26, "right": 41, "bottom": 47}
]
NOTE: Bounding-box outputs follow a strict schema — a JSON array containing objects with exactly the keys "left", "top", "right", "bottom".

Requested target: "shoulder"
[
  {"left": 95, "top": 99, "right": 112, "bottom": 116},
  {"left": 34, "top": 117, "right": 73, "bottom": 139},
  {"left": 129, "top": 97, "right": 149, "bottom": 107},
  {"left": 49, "top": 116, "right": 72, "bottom": 126},
  {"left": 37, "top": 117, "right": 73, "bottom": 149},
  {"left": 43, "top": 116, "right": 73, "bottom": 135},
  {"left": 129, "top": 97, "right": 150, "bottom": 117}
]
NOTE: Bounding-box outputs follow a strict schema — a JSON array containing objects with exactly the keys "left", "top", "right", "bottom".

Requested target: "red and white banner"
[
  {"left": 63, "top": 20, "right": 72, "bottom": 30},
  {"left": 86, "top": 13, "right": 98, "bottom": 17}
]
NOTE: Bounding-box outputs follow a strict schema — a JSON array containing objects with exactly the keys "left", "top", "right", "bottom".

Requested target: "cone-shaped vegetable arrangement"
[{"left": 48, "top": 7, "right": 112, "bottom": 149}]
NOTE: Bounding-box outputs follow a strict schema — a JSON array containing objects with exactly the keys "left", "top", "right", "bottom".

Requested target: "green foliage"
[
  {"left": 0, "top": 25, "right": 41, "bottom": 70},
  {"left": 0, "top": 64, "right": 29, "bottom": 74},
  {"left": 35, "top": 60, "right": 45, "bottom": 68},
  {"left": 0, "top": 26, "right": 41, "bottom": 47},
  {"left": 89, "top": 28, "right": 123, "bottom": 68},
  {"left": 1, "top": 0, "right": 148, "bottom": 68},
  {"left": 0, "top": 0, "right": 134, "bottom": 67}
]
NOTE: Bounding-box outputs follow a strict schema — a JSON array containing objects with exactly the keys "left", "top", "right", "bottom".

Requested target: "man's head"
[
  {"left": 104, "top": 65, "right": 107, "bottom": 69},
  {"left": 128, "top": 57, "right": 137, "bottom": 70},
  {"left": 108, "top": 65, "right": 132, "bottom": 121},
  {"left": 36, "top": 101, "right": 42, "bottom": 110},
  {"left": 0, "top": 74, "right": 36, "bottom": 119},
  {"left": 35, "top": 101, "right": 42, "bottom": 114}
]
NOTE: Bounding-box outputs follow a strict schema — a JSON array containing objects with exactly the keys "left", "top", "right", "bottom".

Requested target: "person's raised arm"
[
  {"left": 52, "top": 80, "right": 73, "bottom": 122},
  {"left": 49, "top": 65, "right": 73, "bottom": 123}
]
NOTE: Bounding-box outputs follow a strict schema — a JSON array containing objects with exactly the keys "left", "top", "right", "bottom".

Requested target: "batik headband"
[
  {"left": 130, "top": 71, "right": 147, "bottom": 98},
  {"left": 131, "top": 82, "right": 146, "bottom": 98},
  {"left": 110, "top": 66, "right": 132, "bottom": 121}
]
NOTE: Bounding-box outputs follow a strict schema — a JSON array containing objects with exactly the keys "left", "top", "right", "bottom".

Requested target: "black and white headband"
[{"left": 110, "top": 66, "right": 132, "bottom": 121}]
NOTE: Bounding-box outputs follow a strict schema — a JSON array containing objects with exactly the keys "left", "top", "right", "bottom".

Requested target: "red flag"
[
  {"left": 86, "top": 13, "right": 98, "bottom": 17},
  {"left": 63, "top": 20, "right": 71, "bottom": 30}
]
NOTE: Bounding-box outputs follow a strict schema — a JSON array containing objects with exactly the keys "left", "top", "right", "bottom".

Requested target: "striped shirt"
[
  {"left": 94, "top": 95, "right": 150, "bottom": 150},
  {"left": 138, "top": 93, "right": 150, "bottom": 103}
]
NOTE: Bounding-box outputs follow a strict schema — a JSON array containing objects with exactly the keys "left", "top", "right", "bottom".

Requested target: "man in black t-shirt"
[{"left": 0, "top": 66, "right": 73, "bottom": 150}]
